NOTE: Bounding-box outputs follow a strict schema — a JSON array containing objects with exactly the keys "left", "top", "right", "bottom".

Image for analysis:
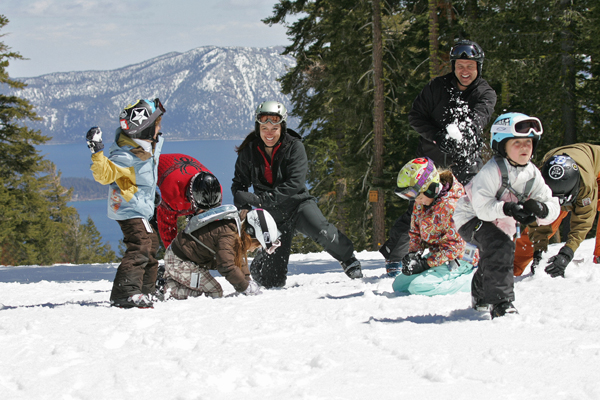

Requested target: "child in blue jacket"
[{"left": 86, "top": 98, "right": 165, "bottom": 308}]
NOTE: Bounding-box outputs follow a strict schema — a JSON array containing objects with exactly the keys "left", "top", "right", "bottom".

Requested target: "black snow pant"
[
  {"left": 379, "top": 201, "right": 414, "bottom": 262},
  {"left": 250, "top": 199, "right": 355, "bottom": 288},
  {"left": 110, "top": 218, "right": 160, "bottom": 301},
  {"left": 458, "top": 218, "right": 516, "bottom": 305}
]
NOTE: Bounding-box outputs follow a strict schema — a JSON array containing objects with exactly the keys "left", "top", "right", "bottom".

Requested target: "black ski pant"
[
  {"left": 458, "top": 218, "right": 516, "bottom": 305},
  {"left": 379, "top": 201, "right": 414, "bottom": 262},
  {"left": 250, "top": 199, "right": 355, "bottom": 288},
  {"left": 111, "top": 218, "right": 160, "bottom": 301}
]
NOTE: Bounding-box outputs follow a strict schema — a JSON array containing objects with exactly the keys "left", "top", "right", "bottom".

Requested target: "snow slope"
[{"left": 1, "top": 240, "right": 600, "bottom": 400}]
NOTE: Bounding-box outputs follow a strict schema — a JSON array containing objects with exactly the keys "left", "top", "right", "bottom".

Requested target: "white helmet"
[{"left": 246, "top": 209, "right": 281, "bottom": 254}]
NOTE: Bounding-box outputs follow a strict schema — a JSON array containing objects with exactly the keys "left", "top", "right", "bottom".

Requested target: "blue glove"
[{"left": 86, "top": 127, "right": 104, "bottom": 153}]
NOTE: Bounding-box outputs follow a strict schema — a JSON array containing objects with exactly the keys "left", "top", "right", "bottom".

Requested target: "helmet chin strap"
[{"left": 506, "top": 156, "right": 529, "bottom": 168}]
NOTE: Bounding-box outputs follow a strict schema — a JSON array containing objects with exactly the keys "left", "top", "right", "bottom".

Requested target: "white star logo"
[{"left": 131, "top": 108, "right": 149, "bottom": 126}]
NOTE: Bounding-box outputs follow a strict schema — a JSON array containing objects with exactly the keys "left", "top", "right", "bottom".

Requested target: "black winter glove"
[
  {"left": 86, "top": 127, "right": 104, "bottom": 153},
  {"left": 530, "top": 250, "right": 543, "bottom": 275},
  {"left": 234, "top": 191, "right": 261, "bottom": 208},
  {"left": 434, "top": 131, "right": 457, "bottom": 155},
  {"left": 545, "top": 246, "right": 574, "bottom": 278},
  {"left": 401, "top": 253, "right": 430, "bottom": 276},
  {"left": 503, "top": 202, "right": 536, "bottom": 225},
  {"left": 523, "top": 199, "right": 549, "bottom": 219}
]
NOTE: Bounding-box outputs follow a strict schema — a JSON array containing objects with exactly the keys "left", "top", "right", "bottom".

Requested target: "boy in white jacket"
[{"left": 454, "top": 113, "right": 560, "bottom": 318}]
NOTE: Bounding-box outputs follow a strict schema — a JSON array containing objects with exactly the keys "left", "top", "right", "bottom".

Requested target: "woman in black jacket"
[{"left": 231, "top": 101, "right": 362, "bottom": 288}]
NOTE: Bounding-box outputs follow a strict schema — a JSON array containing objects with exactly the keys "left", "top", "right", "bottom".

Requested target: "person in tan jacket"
[
  {"left": 163, "top": 172, "right": 280, "bottom": 299},
  {"left": 514, "top": 143, "right": 600, "bottom": 277}
]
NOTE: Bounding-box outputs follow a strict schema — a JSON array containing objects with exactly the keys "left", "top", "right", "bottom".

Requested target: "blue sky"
[{"left": 2, "top": 0, "right": 291, "bottom": 77}]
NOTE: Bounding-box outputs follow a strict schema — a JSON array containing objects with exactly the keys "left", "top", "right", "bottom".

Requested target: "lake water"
[{"left": 37, "top": 139, "right": 242, "bottom": 251}]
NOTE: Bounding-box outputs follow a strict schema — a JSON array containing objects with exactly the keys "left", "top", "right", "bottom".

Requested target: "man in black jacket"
[
  {"left": 381, "top": 40, "right": 497, "bottom": 277},
  {"left": 232, "top": 101, "right": 363, "bottom": 288}
]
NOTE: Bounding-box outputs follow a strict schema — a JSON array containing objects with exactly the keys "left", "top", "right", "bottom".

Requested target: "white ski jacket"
[{"left": 453, "top": 157, "right": 560, "bottom": 238}]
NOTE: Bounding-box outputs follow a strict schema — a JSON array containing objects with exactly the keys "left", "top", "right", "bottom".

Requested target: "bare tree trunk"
[
  {"left": 335, "top": 122, "right": 347, "bottom": 234},
  {"left": 371, "top": 0, "right": 385, "bottom": 250},
  {"left": 560, "top": 0, "right": 577, "bottom": 145},
  {"left": 428, "top": 0, "right": 441, "bottom": 79}
]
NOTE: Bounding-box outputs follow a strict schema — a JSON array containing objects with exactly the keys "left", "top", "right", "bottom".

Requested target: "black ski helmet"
[
  {"left": 119, "top": 98, "right": 165, "bottom": 140},
  {"left": 541, "top": 154, "right": 581, "bottom": 206},
  {"left": 188, "top": 172, "right": 222, "bottom": 210},
  {"left": 450, "top": 40, "right": 484, "bottom": 77}
]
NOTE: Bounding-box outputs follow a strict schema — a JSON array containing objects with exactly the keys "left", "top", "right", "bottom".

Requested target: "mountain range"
[{"left": 4, "top": 46, "right": 296, "bottom": 143}]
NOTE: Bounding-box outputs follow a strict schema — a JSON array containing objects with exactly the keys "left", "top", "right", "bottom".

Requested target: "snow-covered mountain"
[{"left": 5, "top": 46, "right": 296, "bottom": 143}]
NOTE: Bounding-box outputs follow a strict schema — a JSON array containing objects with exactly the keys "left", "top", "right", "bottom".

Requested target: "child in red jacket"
[{"left": 156, "top": 153, "right": 221, "bottom": 248}]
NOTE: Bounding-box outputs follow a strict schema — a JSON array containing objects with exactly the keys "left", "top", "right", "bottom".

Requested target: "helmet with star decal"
[{"left": 119, "top": 98, "right": 166, "bottom": 139}]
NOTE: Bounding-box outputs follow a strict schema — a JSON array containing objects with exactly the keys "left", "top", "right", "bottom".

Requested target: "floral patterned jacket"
[{"left": 408, "top": 175, "right": 479, "bottom": 268}]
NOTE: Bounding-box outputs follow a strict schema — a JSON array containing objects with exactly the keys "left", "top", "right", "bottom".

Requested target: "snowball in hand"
[{"left": 446, "top": 124, "right": 462, "bottom": 141}]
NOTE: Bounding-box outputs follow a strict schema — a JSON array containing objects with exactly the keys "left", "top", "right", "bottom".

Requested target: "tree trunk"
[
  {"left": 560, "top": 0, "right": 577, "bottom": 145},
  {"left": 371, "top": 0, "right": 385, "bottom": 250},
  {"left": 428, "top": 0, "right": 441, "bottom": 79}
]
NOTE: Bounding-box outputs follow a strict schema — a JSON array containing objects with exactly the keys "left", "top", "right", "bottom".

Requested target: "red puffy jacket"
[{"left": 157, "top": 154, "right": 220, "bottom": 248}]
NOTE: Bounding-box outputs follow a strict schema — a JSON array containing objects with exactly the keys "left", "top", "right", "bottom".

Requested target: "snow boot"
[
  {"left": 471, "top": 296, "right": 490, "bottom": 312},
  {"left": 341, "top": 257, "right": 363, "bottom": 279},
  {"left": 154, "top": 265, "right": 166, "bottom": 301},
  {"left": 386, "top": 261, "right": 401, "bottom": 278},
  {"left": 111, "top": 294, "right": 154, "bottom": 309},
  {"left": 490, "top": 301, "right": 518, "bottom": 319}
]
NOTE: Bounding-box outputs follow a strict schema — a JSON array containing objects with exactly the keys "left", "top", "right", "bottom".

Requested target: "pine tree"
[
  {"left": 462, "top": 0, "right": 600, "bottom": 156},
  {"left": 1, "top": 15, "right": 52, "bottom": 265},
  {"left": 64, "top": 215, "right": 117, "bottom": 264},
  {"left": 1, "top": 15, "right": 116, "bottom": 265}
]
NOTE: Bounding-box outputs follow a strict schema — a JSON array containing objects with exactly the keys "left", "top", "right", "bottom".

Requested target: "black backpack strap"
[
  {"left": 494, "top": 154, "right": 535, "bottom": 202},
  {"left": 522, "top": 178, "right": 535, "bottom": 201},
  {"left": 494, "top": 155, "right": 510, "bottom": 200}
]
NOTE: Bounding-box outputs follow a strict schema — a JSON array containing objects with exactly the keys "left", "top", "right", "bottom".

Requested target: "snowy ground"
[{"left": 1, "top": 240, "right": 600, "bottom": 400}]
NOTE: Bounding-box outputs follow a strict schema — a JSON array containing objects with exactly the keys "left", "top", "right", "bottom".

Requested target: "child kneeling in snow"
[
  {"left": 453, "top": 113, "right": 560, "bottom": 318},
  {"left": 391, "top": 157, "right": 479, "bottom": 296},
  {"left": 160, "top": 172, "right": 281, "bottom": 299}
]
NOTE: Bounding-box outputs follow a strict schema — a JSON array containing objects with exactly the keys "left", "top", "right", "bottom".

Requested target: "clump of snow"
[
  {"left": 1, "top": 240, "right": 600, "bottom": 399},
  {"left": 446, "top": 123, "right": 462, "bottom": 141}
]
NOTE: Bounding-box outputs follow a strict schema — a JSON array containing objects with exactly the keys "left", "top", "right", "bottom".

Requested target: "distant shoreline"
[{"left": 44, "top": 138, "right": 245, "bottom": 146}]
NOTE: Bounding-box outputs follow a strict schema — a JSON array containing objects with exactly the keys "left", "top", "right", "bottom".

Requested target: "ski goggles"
[
  {"left": 256, "top": 113, "right": 284, "bottom": 125},
  {"left": 512, "top": 117, "right": 543, "bottom": 136},
  {"left": 451, "top": 44, "right": 482, "bottom": 59},
  {"left": 264, "top": 239, "right": 281, "bottom": 255},
  {"left": 394, "top": 185, "right": 420, "bottom": 200},
  {"left": 154, "top": 98, "right": 166, "bottom": 114}
]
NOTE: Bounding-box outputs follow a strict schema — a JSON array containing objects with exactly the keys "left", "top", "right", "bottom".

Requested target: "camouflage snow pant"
[{"left": 163, "top": 247, "right": 223, "bottom": 299}]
